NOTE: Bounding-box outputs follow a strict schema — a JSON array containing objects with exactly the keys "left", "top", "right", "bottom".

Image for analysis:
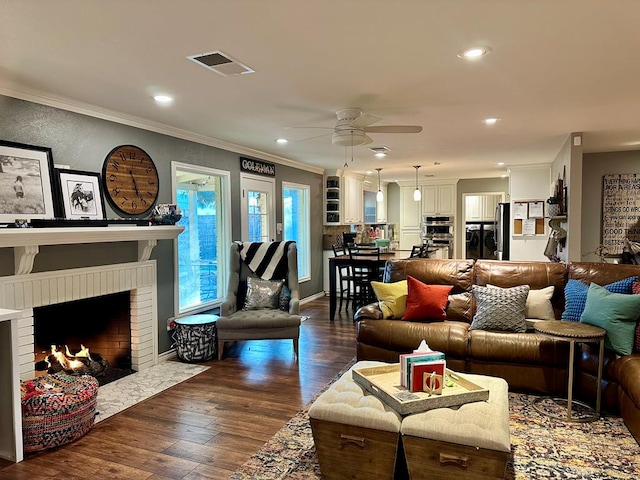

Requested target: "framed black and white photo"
[
  {"left": 55, "top": 169, "right": 106, "bottom": 220},
  {"left": 0, "top": 140, "right": 56, "bottom": 223}
]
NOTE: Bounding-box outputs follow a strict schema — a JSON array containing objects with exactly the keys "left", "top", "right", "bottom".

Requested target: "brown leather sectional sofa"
[{"left": 354, "top": 258, "right": 640, "bottom": 443}]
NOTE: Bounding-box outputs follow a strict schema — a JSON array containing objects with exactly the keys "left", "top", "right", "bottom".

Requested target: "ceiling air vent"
[
  {"left": 187, "top": 50, "right": 255, "bottom": 76},
  {"left": 369, "top": 146, "right": 390, "bottom": 155}
]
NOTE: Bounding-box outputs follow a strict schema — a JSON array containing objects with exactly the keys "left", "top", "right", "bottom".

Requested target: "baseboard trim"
[
  {"left": 157, "top": 349, "right": 177, "bottom": 362},
  {"left": 301, "top": 291, "right": 326, "bottom": 304}
]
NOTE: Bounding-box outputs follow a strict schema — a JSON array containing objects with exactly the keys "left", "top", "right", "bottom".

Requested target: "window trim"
[
  {"left": 282, "top": 181, "right": 311, "bottom": 283},
  {"left": 171, "top": 161, "right": 232, "bottom": 316}
]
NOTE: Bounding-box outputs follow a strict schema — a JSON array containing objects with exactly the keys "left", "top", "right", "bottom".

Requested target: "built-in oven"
[{"left": 422, "top": 215, "right": 454, "bottom": 258}]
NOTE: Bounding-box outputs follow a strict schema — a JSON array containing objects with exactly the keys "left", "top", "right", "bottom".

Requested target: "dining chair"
[
  {"left": 348, "top": 246, "right": 381, "bottom": 313},
  {"left": 332, "top": 244, "right": 354, "bottom": 313},
  {"left": 410, "top": 245, "right": 422, "bottom": 258}
]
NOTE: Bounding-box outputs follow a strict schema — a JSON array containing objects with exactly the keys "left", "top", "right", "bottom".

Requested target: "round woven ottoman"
[{"left": 21, "top": 372, "right": 99, "bottom": 453}]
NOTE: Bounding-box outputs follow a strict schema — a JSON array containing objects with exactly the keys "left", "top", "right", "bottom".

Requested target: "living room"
[{"left": 2, "top": 1, "right": 640, "bottom": 478}]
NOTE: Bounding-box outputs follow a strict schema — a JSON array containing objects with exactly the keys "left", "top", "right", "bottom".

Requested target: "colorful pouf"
[{"left": 20, "top": 372, "right": 99, "bottom": 453}]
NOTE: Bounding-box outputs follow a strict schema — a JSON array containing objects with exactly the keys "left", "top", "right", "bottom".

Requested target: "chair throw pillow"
[
  {"left": 243, "top": 277, "right": 284, "bottom": 310},
  {"left": 562, "top": 276, "right": 637, "bottom": 322},
  {"left": 402, "top": 276, "right": 453, "bottom": 321},
  {"left": 580, "top": 282, "right": 640, "bottom": 356},
  {"left": 371, "top": 280, "right": 408, "bottom": 319},
  {"left": 470, "top": 284, "right": 530, "bottom": 332},
  {"left": 279, "top": 284, "right": 291, "bottom": 311}
]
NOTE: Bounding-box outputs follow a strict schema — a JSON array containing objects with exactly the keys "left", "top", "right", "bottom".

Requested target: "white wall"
[{"left": 509, "top": 165, "right": 552, "bottom": 261}]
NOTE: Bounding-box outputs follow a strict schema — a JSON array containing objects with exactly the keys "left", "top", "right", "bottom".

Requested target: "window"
[
  {"left": 241, "top": 174, "right": 275, "bottom": 242},
  {"left": 172, "top": 162, "right": 231, "bottom": 314},
  {"left": 283, "top": 182, "right": 310, "bottom": 281}
]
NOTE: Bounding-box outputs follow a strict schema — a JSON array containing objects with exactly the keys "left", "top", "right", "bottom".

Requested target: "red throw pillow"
[{"left": 402, "top": 276, "right": 453, "bottom": 321}]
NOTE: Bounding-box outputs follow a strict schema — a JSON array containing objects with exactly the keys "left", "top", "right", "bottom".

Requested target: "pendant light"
[
  {"left": 413, "top": 165, "right": 422, "bottom": 202},
  {"left": 376, "top": 168, "right": 384, "bottom": 202}
]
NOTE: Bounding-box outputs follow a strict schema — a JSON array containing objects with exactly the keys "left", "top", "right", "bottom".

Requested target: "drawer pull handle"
[
  {"left": 439, "top": 453, "right": 468, "bottom": 469},
  {"left": 340, "top": 434, "right": 365, "bottom": 448}
]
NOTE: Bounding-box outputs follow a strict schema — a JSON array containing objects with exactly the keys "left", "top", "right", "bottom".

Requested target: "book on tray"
[{"left": 399, "top": 351, "right": 446, "bottom": 392}]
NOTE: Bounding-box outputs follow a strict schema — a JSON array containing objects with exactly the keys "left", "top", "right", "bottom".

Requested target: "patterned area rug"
[
  {"left": 231, "top": 372, "right": 640, "bottom": 479},
  {"left": 95, "top": 360, "right": 209, "bottom": 423}
]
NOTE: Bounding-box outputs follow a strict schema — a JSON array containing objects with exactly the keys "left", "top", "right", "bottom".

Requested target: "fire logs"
[{"left": 35, "top": 345, "right": 109, "bottom": 377}]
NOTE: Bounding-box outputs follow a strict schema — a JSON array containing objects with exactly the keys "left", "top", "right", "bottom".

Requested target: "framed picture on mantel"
[
  {"left": 0, "top": 140, "right": 56, "bottom": 223},
  {"left": 55, "top": 169, "right": 106, "bottom": 221}
]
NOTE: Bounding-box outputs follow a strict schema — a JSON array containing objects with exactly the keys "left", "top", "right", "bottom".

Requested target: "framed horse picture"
[{"left": 54, "top": 169, "right": 106, "bottom": 220}]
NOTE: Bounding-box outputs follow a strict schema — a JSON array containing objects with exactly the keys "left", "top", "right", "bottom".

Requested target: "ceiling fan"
[{"left": 292, "top": 108, "right": 423, "bottom": 147}]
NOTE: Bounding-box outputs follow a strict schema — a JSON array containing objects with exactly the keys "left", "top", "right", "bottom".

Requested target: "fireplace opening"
[{"left": 34, "top": 292, "right": 136, "bottom": 386}]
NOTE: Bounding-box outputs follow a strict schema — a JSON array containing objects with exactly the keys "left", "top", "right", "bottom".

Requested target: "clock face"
[{"left": 102, "top": 145, "right": 159, "bottom": 216}]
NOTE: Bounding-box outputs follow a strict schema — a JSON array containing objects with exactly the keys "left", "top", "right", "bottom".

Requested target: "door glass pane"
[
  {"left": 283, "top": 183, "right": 310, "bottom": 280},
  {"left": 176, "top": 174, "right": 223, "bottom": 312},
  {"left": 248, "top": 190, "right": 269, "bottom": 242}
]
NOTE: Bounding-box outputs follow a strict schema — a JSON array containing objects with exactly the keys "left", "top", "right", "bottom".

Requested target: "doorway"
[{"left": 241, "top": 174, "right": 276, "bottom": 242}]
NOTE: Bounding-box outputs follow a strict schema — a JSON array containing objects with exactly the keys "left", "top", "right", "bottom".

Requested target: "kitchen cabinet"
[
  {"left": 399, "top": 229, "right": 422, "bottom": 251},
  {"left": 422, "top": 184, "right": 455, "bottom": 216},
  {"left": 343, "top": 174, "right": 364, "bottom": 224},
  {"left": 399, "top": 186, "right": 422, "bottom": 228},
  {"left": 465, "top": 194, "right": 502, "bottom": 222}
]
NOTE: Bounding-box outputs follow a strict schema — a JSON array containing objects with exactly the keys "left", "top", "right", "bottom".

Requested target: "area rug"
[
  {"left": 94, "top": 360, "right": 209, "bottom": 423},
  {"left": 231, "top": 377, "right": 640, "bottom": 479}
]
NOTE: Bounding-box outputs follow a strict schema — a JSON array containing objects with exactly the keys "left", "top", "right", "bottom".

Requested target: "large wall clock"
[{"left": 102, "top": 145, "right": 159, "bottom": 216}]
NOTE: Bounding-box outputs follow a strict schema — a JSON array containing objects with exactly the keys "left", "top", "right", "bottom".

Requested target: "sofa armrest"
[{"left": 354, "top": 303, "right": 384, "bottom": 321}]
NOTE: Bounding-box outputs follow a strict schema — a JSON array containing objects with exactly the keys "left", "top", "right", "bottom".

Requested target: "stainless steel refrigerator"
[
  {"left": 465, "top": 222, "right": 497, "bottom": 259},
  {"left": 494, "top": 202, "right": 510, "bottom": 260}
]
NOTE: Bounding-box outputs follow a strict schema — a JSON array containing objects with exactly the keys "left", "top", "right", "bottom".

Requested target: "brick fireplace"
[{"left": 0, "top": 225, "right": 182, "bottom": 463}]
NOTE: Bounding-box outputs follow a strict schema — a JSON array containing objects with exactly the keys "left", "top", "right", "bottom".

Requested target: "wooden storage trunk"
[
  {"left": 402, "top": 436, "right": 509, "bottom": 480},
  {"left": 310, "top": 418, "right": 402, "bottom": 480}
]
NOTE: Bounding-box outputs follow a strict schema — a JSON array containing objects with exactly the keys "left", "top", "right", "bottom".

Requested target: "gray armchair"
[{"left": 216, "top": 241, "right": 301, "bottom": 360}]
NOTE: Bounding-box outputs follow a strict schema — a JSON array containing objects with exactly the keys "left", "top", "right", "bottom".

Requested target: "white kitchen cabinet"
[
  {"left": 399, "top": 186, "right": 422, "bottom": 228},
  {"left": 465, "top": 194, "right": 503, "bottom": 222},
  {"left": 399, "top": 229, "right": 422, "bottom": 251},
  {"left": 423, "top": 184, "right": 455, "bottom": 216},
  {"left": 343, "top": 174, "right": 364, "bottom": 224}
]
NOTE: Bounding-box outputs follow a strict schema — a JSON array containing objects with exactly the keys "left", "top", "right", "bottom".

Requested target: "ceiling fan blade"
[
  {"left": 292, "top": 132, "right": 333, "bottom": 143},
  {"left": 365, "top": 125, "right": 423, "bottom": 133},
  {"left": 349, "top": 113, "right": 382, "bottom": 128},
  {"left": 361, "top": 134, "right": 374, "bottom": 145},
  {"left": 283, "top": 126, "right": 333, "bottom": 130}
]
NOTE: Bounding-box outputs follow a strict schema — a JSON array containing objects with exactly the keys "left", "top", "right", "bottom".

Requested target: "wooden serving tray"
[{"left": 352, "top": 364, "right": 489, "bottom": 416}]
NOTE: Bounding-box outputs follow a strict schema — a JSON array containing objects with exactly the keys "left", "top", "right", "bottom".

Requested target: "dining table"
[{"left": 328, "top": 251, "right": 400, "bottom": 320}]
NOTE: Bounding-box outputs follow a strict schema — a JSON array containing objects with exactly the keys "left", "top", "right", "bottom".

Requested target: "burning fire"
[{"left": 50, "top": 344, "right": 92, "bottom": 371}]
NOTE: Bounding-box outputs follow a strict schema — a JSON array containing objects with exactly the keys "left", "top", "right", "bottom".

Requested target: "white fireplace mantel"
[{"left": 0, "top": 225, "right": 184, "bottom": 275}]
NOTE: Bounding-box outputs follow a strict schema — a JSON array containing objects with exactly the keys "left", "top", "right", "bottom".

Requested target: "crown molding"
[{"left": 0, "top": 84, "right": 325, "bottom": 175}]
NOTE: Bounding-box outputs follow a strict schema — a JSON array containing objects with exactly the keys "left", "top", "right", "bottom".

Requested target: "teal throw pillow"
[{"left": 580, "top": 283, "right": 640, "bottom": 356}]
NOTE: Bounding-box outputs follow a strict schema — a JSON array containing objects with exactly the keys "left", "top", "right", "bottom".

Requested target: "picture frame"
[
  {"left": 0, "top": 140, "right": 56, "bottom": 223},
  {"left": 54, "top": 169, "right": 106, "bottom": 220}
]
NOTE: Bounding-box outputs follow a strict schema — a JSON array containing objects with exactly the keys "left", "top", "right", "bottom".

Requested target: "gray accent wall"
[{"left": 0, "top": 95, "right": 323, "bottom": 353}]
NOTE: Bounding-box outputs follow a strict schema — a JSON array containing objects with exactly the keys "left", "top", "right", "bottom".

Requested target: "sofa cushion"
[
  {"left": 580, "top": 283, "right": 640, "bottom": 356},
  {"left": 562, "top": 276, "right": 637, "bottom": 322},
  {"left": 470, "top": 285, "right": 529, "bottom": 333},
  {"left": 402, "top": 276, "right": 452, "bottom": 321},
  {"left": 371, "top": 280, "right": 407, "bottom": 319}
]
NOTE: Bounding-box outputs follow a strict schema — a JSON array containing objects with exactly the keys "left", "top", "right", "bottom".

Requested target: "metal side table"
[
  {"left": 533, "top": 320, "right": 606, "bottom": 422},
  {"left": 172, "top": 314, "right": 219, "bottom": 362}
]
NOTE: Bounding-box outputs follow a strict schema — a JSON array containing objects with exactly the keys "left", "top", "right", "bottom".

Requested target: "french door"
[{"left": 241, "top": 174, "right": 275, "bottom": 242}]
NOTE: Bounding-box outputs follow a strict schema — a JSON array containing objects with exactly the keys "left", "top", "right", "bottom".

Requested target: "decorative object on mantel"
[
  {"left": 149, "top": 203, "right": 182, "bottom": 225},
  {"left": 54, "top": 168, "right": 106, "bottom": 220},
  {"left": 0, "top": 140, "right": 56, "bottom": 223},
  {"left": 102, "top": 145, "right": 159, "bottom": 216}
]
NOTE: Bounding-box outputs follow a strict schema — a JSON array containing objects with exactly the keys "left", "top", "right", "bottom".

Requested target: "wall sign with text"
[
  {"left": 602, "top": 173, "right": 640, "bottom": 255},
  {"left": 240, "top": 157, "right": 275, "bottom": 177}
]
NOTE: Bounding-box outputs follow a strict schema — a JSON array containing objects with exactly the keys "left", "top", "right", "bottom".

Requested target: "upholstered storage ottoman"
[
  {"left": 21, "top": 372, "right": 99, "bottom": 453},
  {"left": 401, "top": 373, "right": 511, "bottom": 480},
  {"left": 308, "top": 361, "right": 403, "bottom": 480}
]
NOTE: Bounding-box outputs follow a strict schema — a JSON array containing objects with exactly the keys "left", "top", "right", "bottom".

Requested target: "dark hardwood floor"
[{"left": 0, "top": 297, "right": 356, "bottom": 480}]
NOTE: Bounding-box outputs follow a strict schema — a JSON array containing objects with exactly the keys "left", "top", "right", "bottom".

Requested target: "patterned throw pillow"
[
  {"left": 470, "top": 285, "right": 530, "bottom": 332},
  {"left": 488, "top": 284, "right": 555, "bottom": 320},
  {"left": 279, "top": 284, "right": 291, "bottom": 311},
  {"left": 562, "top": 276, "right": 637, "bottom": 322},
  {"left": 243, "top": 277, "right": 284, "bottom": 310},
  {"left": 633, "top": 281, "right": 640, "bottom": 353}
]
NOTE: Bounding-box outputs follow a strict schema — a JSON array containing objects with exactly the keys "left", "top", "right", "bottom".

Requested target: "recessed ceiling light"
[
  {"left": 276, "top": 138, "right": 289, "bottom": 144},
  {"left": 458, "top": 46, "right": 492, "bottom": 59},
  {"left": 374, "top": 152, "right": 386, "bottom": 158},
  {"left": 153, "top": 95, "right": 173, "bottom": 104},
  {"left": 497, "top": 162, "right": 505, "bottom": 166},
  {"left": 483, "top": 117, "right": 501, "bottom": 125},
  {"left": 366, "top": 170, "right": 372, "bottom": 175}
]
